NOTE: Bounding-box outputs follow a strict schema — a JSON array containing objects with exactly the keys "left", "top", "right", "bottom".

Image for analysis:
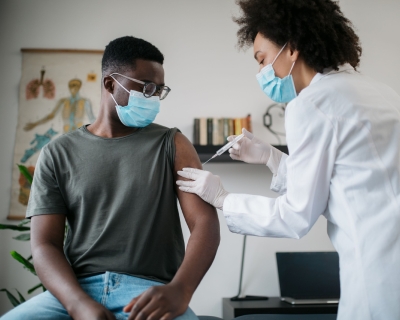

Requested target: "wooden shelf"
[{"left": 194, "top": 145, "right": 288, "bottom": 163}]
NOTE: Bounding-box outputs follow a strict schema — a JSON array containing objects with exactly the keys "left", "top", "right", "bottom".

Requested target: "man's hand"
[
  {"left": 228, "top": 128, "right": 272, "bottom": 164},
  {"left": 69, "top": 298, "right": 116, "bottom": 320},
  {"left": 176, "top": 168, "right": 229, "bottom": 210},
  {"left": 124, "top": 283, "right": 190, "bottom": 320}
]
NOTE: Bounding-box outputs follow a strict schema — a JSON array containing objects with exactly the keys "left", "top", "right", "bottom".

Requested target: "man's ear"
[{"left": 103, "top": 76, "right": 114, "bottom": 94}]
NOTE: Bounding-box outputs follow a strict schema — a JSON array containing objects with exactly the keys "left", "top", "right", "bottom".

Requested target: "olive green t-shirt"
[{"left": 26, "top": 123, "right": 184, "bottom": 283}]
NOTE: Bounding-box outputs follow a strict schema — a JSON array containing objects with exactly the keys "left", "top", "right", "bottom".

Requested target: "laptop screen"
[{"left": 276, "top": 252, "right": 340, "bottom": 299}]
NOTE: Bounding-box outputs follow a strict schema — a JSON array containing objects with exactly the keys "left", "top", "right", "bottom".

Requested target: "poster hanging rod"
[{"left": 21, "top": 48, "right": 104, "bottom": 54}]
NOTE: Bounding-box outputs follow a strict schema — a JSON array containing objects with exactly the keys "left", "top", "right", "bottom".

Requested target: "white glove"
[
  {"left": 228, "top": 128, "right": 272, "bottom": 165},
  {"left": 176, "top": 168, "right": 229, "bottom": 210}
]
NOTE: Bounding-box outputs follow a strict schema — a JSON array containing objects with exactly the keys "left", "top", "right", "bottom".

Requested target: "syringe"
[{"left": 202, "top": 133, "right": 245, "bottom": 165}]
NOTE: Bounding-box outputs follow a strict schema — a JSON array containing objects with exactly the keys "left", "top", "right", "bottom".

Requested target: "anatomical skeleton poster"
[{"left": 8, "top": 49, "right": 103, "bottom": 220}]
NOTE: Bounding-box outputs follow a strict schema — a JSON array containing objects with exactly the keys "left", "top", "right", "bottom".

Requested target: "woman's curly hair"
[{"left": 234, "top": 0, "right": 362, "bottom": 72}]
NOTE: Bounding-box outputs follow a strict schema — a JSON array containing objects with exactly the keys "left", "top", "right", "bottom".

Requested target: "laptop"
[{"left": 276, "top": 252, "right": 340, "bottom": 305}]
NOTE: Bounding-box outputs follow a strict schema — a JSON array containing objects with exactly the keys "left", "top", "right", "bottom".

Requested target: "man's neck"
[{"left": 87, "top": 107, "right": 139, "bottom": 138}]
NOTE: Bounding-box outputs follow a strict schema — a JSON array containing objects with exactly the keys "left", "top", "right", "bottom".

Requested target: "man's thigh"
[
  {"left": 2, "top": 273, "right": 199, "bottom": 320},
  {"left": 105, "top": 273, "right": 198, "bottom": 320},
  {"left": 1, "top": 290, "right": 71, "bottom": 320}
]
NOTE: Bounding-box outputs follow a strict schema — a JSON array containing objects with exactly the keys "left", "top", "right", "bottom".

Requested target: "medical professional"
[{"left": 177, "top": 0, "right": 400, "bottom": 319}]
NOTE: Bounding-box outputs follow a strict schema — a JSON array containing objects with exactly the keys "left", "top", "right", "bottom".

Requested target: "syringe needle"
[
  {"left": 202, "top": 154, "right": 217, "bottom": 166},
  {"left": 201, "top": 135, "right": 244, "bottom": 166}
]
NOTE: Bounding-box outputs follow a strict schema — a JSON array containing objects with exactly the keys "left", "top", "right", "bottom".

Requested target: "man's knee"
[
  {"left": 1, "top": 291, "right": 71, "bottom": 320},
  {"left": 174, "top": 307, "right": 199, "bottom": 320}
]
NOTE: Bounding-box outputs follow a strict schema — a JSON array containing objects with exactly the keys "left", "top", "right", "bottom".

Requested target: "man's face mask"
[
  {"left": 109, "top": 74, "right": 161, "bottom": 128},
  {"left": 256, "top": 43, "right": 297, "bottom": 103}
]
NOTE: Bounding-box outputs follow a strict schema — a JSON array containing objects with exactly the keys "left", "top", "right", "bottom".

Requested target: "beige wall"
[{"left": 0, "top": 0, "right": 399, "bottom": 317}]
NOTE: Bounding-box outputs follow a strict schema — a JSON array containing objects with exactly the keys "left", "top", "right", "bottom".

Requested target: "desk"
[{"left": 222, "top": 298, "right": 338, "bottom": 320}]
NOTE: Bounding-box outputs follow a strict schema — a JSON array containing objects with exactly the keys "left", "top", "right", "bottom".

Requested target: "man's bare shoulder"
[{"left": 174, "top": 132, "right": 201, "bottom": 170}]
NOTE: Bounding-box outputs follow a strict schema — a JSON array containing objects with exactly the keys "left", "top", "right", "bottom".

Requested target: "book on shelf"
[
  {"left": 199, "top": 118, "right": 207, "bottom": 145},
  {"left": 193, "top": 118, "right": 200, "bottom": 146},
  {"left": 207, "top": 118, "right": 213, "bottom": 145},
  {"left": 193, "top": 114, "right": 252, "bottom": 146}
]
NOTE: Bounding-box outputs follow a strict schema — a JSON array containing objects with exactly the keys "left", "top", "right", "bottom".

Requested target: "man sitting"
[{"left": 3, "top": 36, "right": 220, "bottom": 320}]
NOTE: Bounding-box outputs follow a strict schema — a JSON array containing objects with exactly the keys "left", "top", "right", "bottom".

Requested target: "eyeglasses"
[{"left": 109, "top": 73, "right": 171, "bottom": 100}]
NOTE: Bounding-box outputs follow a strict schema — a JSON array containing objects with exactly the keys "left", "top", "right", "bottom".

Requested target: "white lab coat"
[{"left": 223, "top": 64, "right": 400, "bottom": 320}]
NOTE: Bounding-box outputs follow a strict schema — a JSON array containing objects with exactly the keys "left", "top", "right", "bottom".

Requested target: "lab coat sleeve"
[
  {"left": 223, "top": 98, "right": 337, "bottom": 239},
  {"left": 267, "top": 149, "right": 288, "bottom": 195}
]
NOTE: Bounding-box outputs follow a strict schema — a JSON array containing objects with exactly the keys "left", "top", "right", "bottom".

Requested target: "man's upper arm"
[
  {"left": 28, "top": 148, "right": 67, "bottom": 249},
  {"left": 31, "top": 214, "right": 66, "bottom": 250},
  {"left": 173, "top": 132, "right": 218, "bottom": 231},
  {"left": 27, "top": 147, "right": 68, "bottom": 218}
]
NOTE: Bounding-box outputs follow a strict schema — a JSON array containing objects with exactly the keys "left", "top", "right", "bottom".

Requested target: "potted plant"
[{"left": 0, "top": 165, "right": 45, "bottom": 307}]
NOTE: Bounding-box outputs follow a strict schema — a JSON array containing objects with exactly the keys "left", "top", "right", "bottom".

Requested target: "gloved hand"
[
  {"left": 228, "top": 128, "right": 272, "bottom": 164},
  {"left": 176, "top": 168, "right": 229, "bottom": 210}
]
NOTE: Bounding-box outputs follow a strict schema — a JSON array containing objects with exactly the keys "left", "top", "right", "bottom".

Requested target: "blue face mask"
[
  {"left": 110, "top": 76, "right": 160, "bottom": 128},
  {"left": 256, "top": 43, "right": 297, "bottom": 103}
]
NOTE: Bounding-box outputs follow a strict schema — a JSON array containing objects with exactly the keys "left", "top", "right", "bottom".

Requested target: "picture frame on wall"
[{"left": 8, "top": 48, "right": 103, "bottom": 220}]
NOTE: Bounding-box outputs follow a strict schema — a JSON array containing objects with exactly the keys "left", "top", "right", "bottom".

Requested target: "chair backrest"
[{"left": 234, "top": 314, "right": 337, "bottom": 320}]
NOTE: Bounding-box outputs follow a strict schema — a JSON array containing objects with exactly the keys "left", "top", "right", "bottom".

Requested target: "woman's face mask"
[
  {"left": 256, "top": 43, "right": 297, "bottom": 103},
  {"left": 110, "top": 75, "right": 160, "bottom": 128}
]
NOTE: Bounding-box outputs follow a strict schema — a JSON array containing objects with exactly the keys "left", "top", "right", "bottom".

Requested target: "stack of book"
[{"left": 193, "top": 114, "right": 252, "bottom": 146}]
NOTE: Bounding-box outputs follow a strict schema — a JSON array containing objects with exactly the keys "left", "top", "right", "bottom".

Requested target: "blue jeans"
[{"left": 2, "top": 272, "right": 198, "bottom": 320}]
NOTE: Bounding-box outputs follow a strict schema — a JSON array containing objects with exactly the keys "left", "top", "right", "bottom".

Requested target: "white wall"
[{"left": 1, "top": 0, "right": 399, "bottom": 317}]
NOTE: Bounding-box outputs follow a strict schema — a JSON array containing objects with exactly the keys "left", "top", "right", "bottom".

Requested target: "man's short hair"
[{"left": 102, "top": 36, "right": 164, "bottom": 76}]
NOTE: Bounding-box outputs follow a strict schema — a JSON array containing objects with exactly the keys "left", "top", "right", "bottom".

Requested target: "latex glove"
[
  {"left": 228, "top": 128, "right": 272, "bottom": 164},
  {"left": 176, "top": 168, "right": 229, "bottom": 210}
]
